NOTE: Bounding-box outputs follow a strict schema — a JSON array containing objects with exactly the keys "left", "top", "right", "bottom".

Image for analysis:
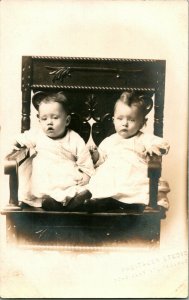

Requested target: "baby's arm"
[
  {"left": 13, "top": 141, "right": 26, "bottom": 151},
  {"left": 88, "top": 145, "right": 99, "bottom": 164},
  {"left": 143, "top": 134, "right": 170, "bottom": 156},
  {"left": 88, "top": 137, "right": 110, "bottom": 167},
  {"left": 147, "top": 142, "right": 170, "bottom": 156},
  {"left": 77, "top": 172, "right": 90, "bottom": 186},
  {"left": 147, "top": 144, "right": 169, "bottom": 156},
  {"left": 75, "top": 135, "right": 95, "bottom": 186},
  {"left": 12, "top": 130, "right": 37, "bottom": 151},
  {"left": 76, "top": 135, "right": 110, "bottom": 186}
]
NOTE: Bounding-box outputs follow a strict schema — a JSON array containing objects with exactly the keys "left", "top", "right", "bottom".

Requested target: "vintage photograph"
[{"left": 0, "top": 0, "right": 188, "bottom": 298}]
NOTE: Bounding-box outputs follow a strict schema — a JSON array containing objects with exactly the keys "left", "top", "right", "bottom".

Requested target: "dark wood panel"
[
  {"left": 6, "top": 212, "right": 160, "bottom": 247},
  {"left": 31, "top": 57, "right": 163, "bottom": 89}
]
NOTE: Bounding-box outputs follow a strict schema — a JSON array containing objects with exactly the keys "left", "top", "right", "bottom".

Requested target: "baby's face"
[
  {"left": 38, "top": 101, "right": 70, "bottom": 139},
  {"left": 113, "top": 101, "right": 144, "bottom": 138}
]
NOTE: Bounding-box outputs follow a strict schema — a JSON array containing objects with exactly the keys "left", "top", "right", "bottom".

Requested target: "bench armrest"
[
  {"left": 4, "top": 148, "right": 30, "bottom": 208},
  {"left": 4, "top": 148, "right": 29, "bottom": 173}
]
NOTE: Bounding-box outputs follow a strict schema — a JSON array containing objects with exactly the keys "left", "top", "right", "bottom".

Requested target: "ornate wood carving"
[
  {"left": 32, "top": 55, "right": 159, "bottom": 62},
  {"left": 69, "top": 93, "right": 99, "bottom": 143},
  {"left": 83, "top": 94, "right": 99, "bottom": 121},
  {"left": 32, "top": 85, "right": 155, "bottom": 91},
  {"left": 68, "top": 92, "right": 116, "bottom": 145},
  {"left": 45, "top": 65, "right": 143, "bottom": 84}
]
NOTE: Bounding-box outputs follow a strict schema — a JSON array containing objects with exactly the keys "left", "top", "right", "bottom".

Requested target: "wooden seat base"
[{"left": 2, "top": 207, "right": 162, "bottom": 248}]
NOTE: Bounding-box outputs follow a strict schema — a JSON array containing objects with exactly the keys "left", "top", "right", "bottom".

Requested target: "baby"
[
  {"left": 14, "top": 91, "right": 94, "bottom": 211},
  {"left": 87, "top": 91, "right": 170, "bottom": 210}
]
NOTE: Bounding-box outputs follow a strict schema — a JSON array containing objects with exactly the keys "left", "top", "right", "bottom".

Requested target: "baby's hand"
[
  {"left": 147, "top": 144, "right": 169, "bottom": 156},
  {"left": 77, "top": 173, "right": 90, "bottom": 186},
  {"left": 13, "top": 141, "right": 25, "bottom": 151},
  {"left": 88, "top": 145, "right": 99, "bottom": 164}
]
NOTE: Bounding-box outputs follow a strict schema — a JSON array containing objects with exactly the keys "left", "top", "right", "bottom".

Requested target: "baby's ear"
[
  {"left": 36, "top": 113, "right": 39, "bottom": 119},
  {"left": 66, "top": 115, "right": 71, "bottom": 126}
]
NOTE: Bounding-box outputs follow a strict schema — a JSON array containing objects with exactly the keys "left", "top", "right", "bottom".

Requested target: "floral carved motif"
[{"left": 45, "top": 66, "right": 143, "bottom": 84}]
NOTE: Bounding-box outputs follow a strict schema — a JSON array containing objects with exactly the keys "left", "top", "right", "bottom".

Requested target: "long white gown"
[
  {"left": 88, "top": 131, "right": 170, "bottom": 206},
  {"left": 16, "top": 128, "right": 94, "bottom": 207}
]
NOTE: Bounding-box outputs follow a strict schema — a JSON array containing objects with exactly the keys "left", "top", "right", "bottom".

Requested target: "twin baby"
[{"left": 13, "top": 91, "right": 170, "bottom": 212}]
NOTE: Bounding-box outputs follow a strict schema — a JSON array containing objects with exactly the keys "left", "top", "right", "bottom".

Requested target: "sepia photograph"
[{"left": 0, "top": 0, "right": 188, "bottom": 298}]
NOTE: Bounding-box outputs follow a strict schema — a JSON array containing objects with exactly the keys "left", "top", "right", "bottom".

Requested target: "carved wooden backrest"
[{"left": 21, "top": 57, "right": 166, "bottom": 144}]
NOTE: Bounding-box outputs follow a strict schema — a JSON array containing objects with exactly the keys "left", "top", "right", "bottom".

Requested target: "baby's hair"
[
  {"left": 32, "top": 91, "right": 71, "bottom": 115},
  {"left": 114, "top": 91, "right": 153, "bottom": 116}
]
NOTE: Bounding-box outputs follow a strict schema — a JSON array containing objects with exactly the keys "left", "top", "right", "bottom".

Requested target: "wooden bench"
[{"left": 2, "top": 56, "right": 166, "bottom": 248}]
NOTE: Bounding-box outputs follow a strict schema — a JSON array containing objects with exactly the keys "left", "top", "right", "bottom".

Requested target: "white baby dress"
[
  {"left": 17, "top": 128, "right": 94, "bottom": 207},
  {"left": 88, "top": 131, "right": 170, "bottom": 206}
]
